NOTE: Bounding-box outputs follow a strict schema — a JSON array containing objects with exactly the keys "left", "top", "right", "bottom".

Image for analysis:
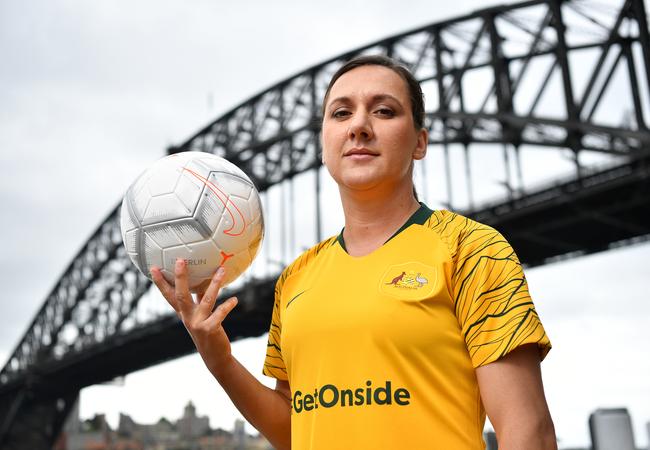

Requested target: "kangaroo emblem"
[{"left": 387, "top": 271, "right": 406, "bottom": 285}]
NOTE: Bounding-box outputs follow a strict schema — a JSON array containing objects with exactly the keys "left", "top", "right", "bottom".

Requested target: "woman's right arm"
[
  {"left": 214, "top": 359, "right": 291, "bottom": 449},
  {"left": 151, "top": 259, "right": 291, "bottom": 450}
]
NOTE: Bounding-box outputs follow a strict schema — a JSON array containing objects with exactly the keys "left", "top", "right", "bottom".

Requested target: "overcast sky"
[{"left": 1, "top": 0, "right": 649, "bottom": 448}]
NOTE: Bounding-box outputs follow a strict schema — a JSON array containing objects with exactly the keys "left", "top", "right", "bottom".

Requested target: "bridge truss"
[{"left": 1, "top": 0, "right": 649, "bottom": 448}]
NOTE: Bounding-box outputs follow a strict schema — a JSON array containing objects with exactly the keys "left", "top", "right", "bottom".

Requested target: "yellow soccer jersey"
[{"left": 263, "top": 204, "right": 551, "bottom": 450}]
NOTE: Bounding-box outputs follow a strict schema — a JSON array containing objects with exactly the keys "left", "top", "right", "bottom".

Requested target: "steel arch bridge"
[{"left": 2, "top": 0, "right": 650, "bottom": 447}]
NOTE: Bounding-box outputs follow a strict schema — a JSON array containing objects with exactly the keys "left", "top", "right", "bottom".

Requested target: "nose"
[{"left": 348, "top": 111, "right": 373, "bottom": 142}]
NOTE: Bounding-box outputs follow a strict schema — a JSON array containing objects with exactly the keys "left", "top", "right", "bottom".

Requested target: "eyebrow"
[{"left": 326, "top": 94, "right": 403, "bottom": 109}]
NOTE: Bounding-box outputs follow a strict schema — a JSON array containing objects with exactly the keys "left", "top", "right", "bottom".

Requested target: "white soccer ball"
[{"left": 120, "top": 151, "right": 264, "bottom": 289}]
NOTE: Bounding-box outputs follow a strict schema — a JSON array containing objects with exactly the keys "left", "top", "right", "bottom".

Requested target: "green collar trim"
[
  {"left": 336, "top": 202, "right": 433, "bottom": 252},
  {"left": 336, "top": 229, "right": 346, "bottom": 250}
]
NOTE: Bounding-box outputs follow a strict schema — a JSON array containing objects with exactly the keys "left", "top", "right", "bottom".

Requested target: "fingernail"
[{"left": 217, "top": 266, "right": 225, "bottom": 277}]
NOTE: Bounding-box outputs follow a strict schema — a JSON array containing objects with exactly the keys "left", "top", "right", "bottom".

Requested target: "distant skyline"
[
  {"left": 1, "top": 0, "right": 649, "bottom": 448},
  {"left": 78, "top": 396, "right": 261, "bottom": 437},
  {"left": 79, "top": 396, "right": 648, "bottom": 448}
]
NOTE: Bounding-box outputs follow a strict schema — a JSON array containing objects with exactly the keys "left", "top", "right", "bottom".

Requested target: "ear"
[{"left": 413, "top": 128, "right": 428, "bottom": 161}]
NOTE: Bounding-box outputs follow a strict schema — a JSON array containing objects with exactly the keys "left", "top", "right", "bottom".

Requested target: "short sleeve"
[
  {"left": 450, "top": 218, "right": 551, "bottom": 368},
  {"left": 262, "top": 275, "right": 288, "bottom": 380},
  {"left": 261, "top": 236, "right": 337, "bottom": 380}
]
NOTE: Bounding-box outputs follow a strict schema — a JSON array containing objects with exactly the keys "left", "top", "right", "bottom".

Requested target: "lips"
[{"left": 344, "top": 148, "right": 379, "bottom": 157}]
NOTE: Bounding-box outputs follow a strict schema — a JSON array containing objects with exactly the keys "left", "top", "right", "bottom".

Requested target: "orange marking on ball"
[
  {"left": 182, "top": 167, "right": 247, "bottom": 237},
  {"left": 219, "top": 250, "right": 234, "bottom": 266}
]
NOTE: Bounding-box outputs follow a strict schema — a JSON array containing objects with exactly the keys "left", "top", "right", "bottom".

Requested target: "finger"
[
  {"left": 174, "top": 259, "right": 192, "bottom": 312},
  {"left": 191, "top": 278, "right": 211, "bottom": 301},
  {"left": 206, "top": 296, "right": 238, "bottom": 328},
  {"left": 150, "top": 266, "right": 178, "bottom": 311},
  {"left": 198, "top": 266, "right": 226, "bottom": 313}
]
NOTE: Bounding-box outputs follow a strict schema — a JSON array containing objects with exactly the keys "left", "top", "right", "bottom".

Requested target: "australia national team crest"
[{"left": 378, "top": 262, "right": 438, "bottom": 301}]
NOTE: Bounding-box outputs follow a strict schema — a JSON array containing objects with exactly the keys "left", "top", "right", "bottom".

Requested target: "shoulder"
[
  {"left": 423, "top": 209, "right": 495, "bottom": 236},
  {"left": 422, "top": 210, "right": 505, "bottom": 261},
  {"left": 275, "top": 235, "right": 338, "bottom": 292}
]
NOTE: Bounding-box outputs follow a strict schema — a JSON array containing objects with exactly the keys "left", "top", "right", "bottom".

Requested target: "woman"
[{"left": 151, "top": 55, "right": 557, "bottom": 450}]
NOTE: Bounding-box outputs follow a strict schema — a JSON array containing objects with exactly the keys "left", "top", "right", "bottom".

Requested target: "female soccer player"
[{"left": 151, "top": 55, "right": 557, "bottom": 450}]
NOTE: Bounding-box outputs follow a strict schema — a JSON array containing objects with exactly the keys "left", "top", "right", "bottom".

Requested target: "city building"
[
  {"left": 483, "top": 430, "right": 498, "bottom": 450},
  {"left": 56, "top": 401, "right": 113, "bottom": 450},
  {"left": 589, "top": 407, "right": 636, "bottom": 450},
  {"left": 56, "top": 399, "right": 272, "bottom": 450},
  {"left": 176, "top": 401, "right": 210, "bottom": 439}
]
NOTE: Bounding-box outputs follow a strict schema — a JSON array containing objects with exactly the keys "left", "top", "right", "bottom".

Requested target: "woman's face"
[{"left": 321, "top": 65, "right": 427, "bottom": 196}]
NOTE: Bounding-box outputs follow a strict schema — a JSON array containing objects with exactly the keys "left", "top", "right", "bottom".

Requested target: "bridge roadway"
[{"left": 1, "top": 151, "right": 647, "bottom": 406}]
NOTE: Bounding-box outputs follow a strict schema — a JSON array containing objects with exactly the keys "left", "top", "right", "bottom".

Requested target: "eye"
[
  {"left": 375, "top": 107, "right": 395, "bottom": 117},
  {"left": 331, "top": 109, "right": 351, "bottom": 119}
]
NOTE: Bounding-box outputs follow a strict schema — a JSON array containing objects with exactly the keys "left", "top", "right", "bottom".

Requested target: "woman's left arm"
[{"left": 475, "top": 343, "right": 557, "bottom": 450}]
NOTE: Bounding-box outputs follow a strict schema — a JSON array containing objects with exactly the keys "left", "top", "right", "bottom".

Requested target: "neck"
[{"left": 339, "top": 182, "right": 420, "bottom": 257}]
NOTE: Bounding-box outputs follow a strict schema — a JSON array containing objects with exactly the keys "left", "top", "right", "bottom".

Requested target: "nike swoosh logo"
[
  {"left": 182, "top": 167, "right": 247, "bottom": 237},
  {"left": 286, "top": 290, "right": 307, "bottom": 309}
]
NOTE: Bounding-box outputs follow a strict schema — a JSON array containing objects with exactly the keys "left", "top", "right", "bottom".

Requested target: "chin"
[
  {"left": 339, "top": 175, "right": 383, "bottom": 192},
  {"left": 337, "top": 165, "right": 379, "bottom": 185}
]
